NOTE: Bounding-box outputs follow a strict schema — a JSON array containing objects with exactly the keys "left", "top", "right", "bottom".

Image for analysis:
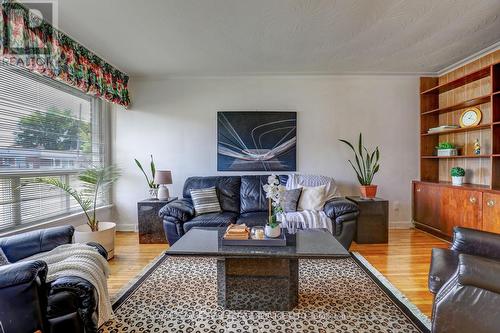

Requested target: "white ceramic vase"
[
  {"left": 451, "top": 176, "right": 464, "bottom": 186},
  {"left": 74, "top": 222, "right": 116, "bottom": 260},
  {"left": 265, "top": 225, "right": 281, "bottom": 238}
]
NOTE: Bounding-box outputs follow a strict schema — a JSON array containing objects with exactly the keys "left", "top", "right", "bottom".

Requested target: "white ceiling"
[{"left": 52, "top": 0, "right": 500, "bottom": 77}]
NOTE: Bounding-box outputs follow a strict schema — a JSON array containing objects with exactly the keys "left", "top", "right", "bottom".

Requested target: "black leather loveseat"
[
  {"left": 0, "top": 225, "right": 107, "bottom": 333},
  {"left": 160, "top": 175, "right": 359, "bottom": 249}
]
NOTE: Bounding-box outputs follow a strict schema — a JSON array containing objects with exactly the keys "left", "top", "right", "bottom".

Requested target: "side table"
[
  {"left": 346, "top": 196, "right": 388, "bottom": 244},
  {"left": 138, "top": 197, "right": 177, "bottom": 244}
]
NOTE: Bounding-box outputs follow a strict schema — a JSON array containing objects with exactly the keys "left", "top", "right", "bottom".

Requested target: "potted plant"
[
  {"left": 339, "top": 133, "right": 380, "bottom": 198},
  {"left": 436, "top": 142, "right": 458, "bottom": 157},
  {"left": 135, "top": 155, "right": 159, "bottom": 199},
  {"left": 451, "top": 167, "right": 465, "bottom": 186},
  {"left": 34, "top": 165, "right": 120, "bottom": 259},
  {"left": 262, "top": 175, "right": 285, "bottom": 238}
]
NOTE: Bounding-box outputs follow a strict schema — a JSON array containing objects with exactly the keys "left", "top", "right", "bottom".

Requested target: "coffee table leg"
[{"left": 217, "top": 258, "right": 298, "bottom": 311}]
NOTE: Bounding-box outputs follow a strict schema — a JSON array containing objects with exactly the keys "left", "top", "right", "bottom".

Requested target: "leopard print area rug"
[{"left": 100, "top": 254, "right": 430, "bottom": 333}]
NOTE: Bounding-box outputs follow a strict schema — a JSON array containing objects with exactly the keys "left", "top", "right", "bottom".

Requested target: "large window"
[{"left": 0, "top": 64, "right": 110, "bottom": 231}]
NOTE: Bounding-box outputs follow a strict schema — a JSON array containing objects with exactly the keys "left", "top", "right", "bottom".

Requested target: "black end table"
[
  {"left": 346, "top": 196, "right": 389, "bottom": 244},
  {"left": 137, "top": 197, "right": 177, "bottom": 244}
]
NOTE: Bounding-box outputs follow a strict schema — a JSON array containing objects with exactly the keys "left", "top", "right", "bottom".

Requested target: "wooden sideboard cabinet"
[{"left": 413, "top": 181, "right": 500, "bottom": 238}]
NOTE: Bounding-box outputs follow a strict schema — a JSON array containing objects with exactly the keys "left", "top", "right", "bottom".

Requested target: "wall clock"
[{"left": 459, "top": 107, "right": 482, "bottom": 128}]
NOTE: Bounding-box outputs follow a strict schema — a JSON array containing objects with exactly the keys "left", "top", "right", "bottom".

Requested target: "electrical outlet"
[{"left": 393, "top": 201, "right": 400, "bottom": 211}]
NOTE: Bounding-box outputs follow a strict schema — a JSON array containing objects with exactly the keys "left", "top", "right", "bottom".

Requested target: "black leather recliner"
[
  {"left": 428, "top": 227, "right": 500, "bottom": 333},
  {"left": 160, "top": 175, "right": 359, "bottom": 249},
  {"left": 0, "top": 225, "right": 107, "bottom": 333}
]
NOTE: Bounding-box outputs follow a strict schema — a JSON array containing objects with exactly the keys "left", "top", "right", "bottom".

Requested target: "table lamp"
[{"left": 155, "top": 170, "right": 172, "bottom": 200}]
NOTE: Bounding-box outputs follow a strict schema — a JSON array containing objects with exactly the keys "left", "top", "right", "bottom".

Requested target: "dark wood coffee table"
[{"left": 167, "top": 227, "right": 349, "bottom": 311}]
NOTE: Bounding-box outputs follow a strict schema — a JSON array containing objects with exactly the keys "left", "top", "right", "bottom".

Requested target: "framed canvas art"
[{"left": 217, "top": 111, "right": 297, "bottom": 171}]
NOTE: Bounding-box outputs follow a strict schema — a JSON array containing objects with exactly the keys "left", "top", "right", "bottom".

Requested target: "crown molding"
[{"left": 437, "top": 41, "right": 500, "bottom": 76}]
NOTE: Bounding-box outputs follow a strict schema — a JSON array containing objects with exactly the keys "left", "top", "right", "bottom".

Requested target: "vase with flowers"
[{"left": 262, "top": 175, "right": 286, "bottom": 238}]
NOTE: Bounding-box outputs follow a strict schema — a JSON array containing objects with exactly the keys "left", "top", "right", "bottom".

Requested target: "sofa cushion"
[
  {"left": 190, "top": 187, "right": 221, "bottom": 215},
  {"left": 297, "top": 185, "right": 326, "bottom": 211},
  {"left": 283, "top": 188, "right": 302, "bottom": 213},
  {"left": 183, "top": 212, "right": 238, "bottom": 233},
  {"left": 183, "top": 177, "right": 241, "bottom": 213},
  {"left": 240, "top": 175, "right": 269, "bottom": 214},
  {"left": 236, "top": 212, "right": 268, "bottom": 228}
]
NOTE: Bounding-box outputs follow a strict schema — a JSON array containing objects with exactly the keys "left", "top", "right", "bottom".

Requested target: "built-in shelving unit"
[{"left": 420, "top": 60, "right": 500, "bottom": 190}]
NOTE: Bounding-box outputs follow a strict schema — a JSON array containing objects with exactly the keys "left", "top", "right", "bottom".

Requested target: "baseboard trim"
[
  {"left": 389, "top": 220, "right": 413, "bottom": 229},
  {"left": 116, "top": 224, "right": 138, "bottom": 232}
]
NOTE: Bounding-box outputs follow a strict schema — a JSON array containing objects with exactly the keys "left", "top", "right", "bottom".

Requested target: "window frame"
[{"left": 0, "top": 64, "right": 112, "bottom": 233}]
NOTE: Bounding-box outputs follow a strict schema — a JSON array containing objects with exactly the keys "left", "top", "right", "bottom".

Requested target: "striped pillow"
[{"left": 190, "top": 187, "right": 222, "bottom": 215}]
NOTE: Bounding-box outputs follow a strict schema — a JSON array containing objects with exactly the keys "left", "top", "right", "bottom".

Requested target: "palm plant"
[
  {"left": 134, "top": 155, "right": 158, "bottom": 189},
  {"left": 339, "top": 133, "right": 380, "bottom": 185},
  {"left": 34, "top": 165, "right": 120, "bottom": 231}
]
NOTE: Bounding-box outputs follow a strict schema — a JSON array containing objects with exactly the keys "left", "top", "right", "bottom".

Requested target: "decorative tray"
[{"left": 221, "top": 231, "right": 287, "bottom": 247}]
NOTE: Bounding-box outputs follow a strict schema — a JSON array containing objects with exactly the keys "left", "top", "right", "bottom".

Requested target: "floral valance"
[{"left": 0, "top": 1, "right": 130, "bottom": 107}]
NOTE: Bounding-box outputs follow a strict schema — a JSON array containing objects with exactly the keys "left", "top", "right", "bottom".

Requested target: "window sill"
[{"left": 0, "top": 204, "right": 114, "bottom": 238}]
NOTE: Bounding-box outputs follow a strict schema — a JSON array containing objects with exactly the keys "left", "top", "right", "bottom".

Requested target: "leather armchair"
[
  {"left": 429, "top": 227, "right": 500, "bottom": 333},
  {"left": 0, "top": 225, "right": 107, "bottom": 333}
]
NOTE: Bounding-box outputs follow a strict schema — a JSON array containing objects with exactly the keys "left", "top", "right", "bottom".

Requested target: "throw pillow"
[
  {"left": 190, "top": 187, "right": 222, "bottom": 215},
  {"left": 0, "top": 247, "right": 10, "bottom": 266},
  {"left": 283, "top": 188, "right": 302, "bottom": 213},
  {"left": 297, "top": 185, "right": 326, "bottom": 211}
]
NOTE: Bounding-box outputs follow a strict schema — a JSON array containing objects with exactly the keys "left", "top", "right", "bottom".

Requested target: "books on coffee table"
[{"left": 223, "top": 224, "right": 249, "bottom": 240}]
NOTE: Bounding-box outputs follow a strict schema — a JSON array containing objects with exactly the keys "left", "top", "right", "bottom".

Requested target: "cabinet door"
[
  {"left": 413, "top": 183, "right": 441, "bottom": 230},
  {"left": 440, "top": 188, "right": 482, "bottom": 236},
  {"left": 483, "top": 193, "right": 500, "bottom": 234}
]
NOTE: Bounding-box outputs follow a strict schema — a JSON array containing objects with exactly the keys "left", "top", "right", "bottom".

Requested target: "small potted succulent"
[
  {"left": 436, "top": 142, "right": 458, "bottom": 157},
  {"left": 451, "top": 167, "right": 465, "bottom": 186}
]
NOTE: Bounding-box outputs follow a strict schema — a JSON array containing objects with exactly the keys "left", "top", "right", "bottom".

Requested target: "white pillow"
[{"left": 297, "top": 185, "right": 326, "bottom": 211}]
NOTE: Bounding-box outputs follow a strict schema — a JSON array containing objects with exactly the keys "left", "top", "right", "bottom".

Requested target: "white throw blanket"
[
  {"left": 22, "top": 243, "right": 113, "bottom": 327},
  {"left": 281, "top": 174, "right": 341, "bottom": 233},
  {"left": 278, "top": 210, "right": 333, "bottom": 233}
]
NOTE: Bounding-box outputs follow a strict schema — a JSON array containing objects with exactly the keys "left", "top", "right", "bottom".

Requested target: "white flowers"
[{"left": 263, "top": 175, "right": 286, "bottom": 209}]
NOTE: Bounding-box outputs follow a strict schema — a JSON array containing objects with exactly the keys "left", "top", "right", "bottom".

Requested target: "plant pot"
[
  {"left": 148, "top": 188, "right": 158, "bottom": 199},
  {"left": 360, "top": 185, "right": 378, "bottom": 199},
  {"left": 451, "top": 176, "right": 464, "bottom": 186},
  {"left": 437, "top": 148, "right": 458, "bottom": 157},
  {"left": 74, "top": 222, "right": 116, "bottom": 260},
  {"left": 265, "top": 225, "right": 281, "bottom": 238}
]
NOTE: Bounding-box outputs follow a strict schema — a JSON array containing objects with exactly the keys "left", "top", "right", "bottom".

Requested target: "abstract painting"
[{"left": 217, "top": 111, "right": 297, "bottom": 171}]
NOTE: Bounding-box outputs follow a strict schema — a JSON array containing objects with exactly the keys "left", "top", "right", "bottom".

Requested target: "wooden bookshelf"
[{"left": 419, "top": 58, "right": 500, "bottom": 189}]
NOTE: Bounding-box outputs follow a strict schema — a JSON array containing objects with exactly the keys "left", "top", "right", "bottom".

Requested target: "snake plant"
[{"left": 339, "top": 133, "right": 380, "bottom": 186}]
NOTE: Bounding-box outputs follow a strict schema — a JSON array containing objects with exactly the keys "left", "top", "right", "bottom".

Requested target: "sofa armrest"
[
  {"left": 0, "top": 225, "right": 74, "bottom": 262},
  {"left": 0, "top": 260, "right": 48, "bottom": 333},
  {"left": 451, "top": 227, "right": 500, "bottom": 260},
  {"left": 159, "top": 199, "right": 195, "bottom": 223},
  {"left": 86, "top": 242, "right": 108, "bottom": 259},
  {"left": 323, "top": 198, "right": 359, "bottom": 221},
  {"left": 49, "top": 276, "right": 99, "bottom": 333},
  {"left": 429, "top": 248, "right": 460, "bottom": 294},
  {"left": 0, "top": 260, "right": 47, "bottom": 289},
  {"left": 457, "top": 254, "right": 500, "bottom": 294}
]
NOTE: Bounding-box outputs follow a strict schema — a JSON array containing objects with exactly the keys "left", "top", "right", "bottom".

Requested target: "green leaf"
[
  {"left": 150, "top": 154, "right": 156, "bottom": 181},
  {"left": 135, "top": 158, "right": 152, "bottom": 187}
]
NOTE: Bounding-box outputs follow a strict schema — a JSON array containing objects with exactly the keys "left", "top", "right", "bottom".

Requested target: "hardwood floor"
[{"left": 108, "top": 228, "right": 449, "bottom": 317}]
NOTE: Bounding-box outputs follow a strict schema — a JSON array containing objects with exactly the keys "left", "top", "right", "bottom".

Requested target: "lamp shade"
[{"left": 155, "top": 170, "right": 172, "bottom": 185}]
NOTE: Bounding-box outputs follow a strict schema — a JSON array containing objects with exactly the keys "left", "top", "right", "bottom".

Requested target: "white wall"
[{"left": 112, "top": 75, "right": 420, "bottom": 231}]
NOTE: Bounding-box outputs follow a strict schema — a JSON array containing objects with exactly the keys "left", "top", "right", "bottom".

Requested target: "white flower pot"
[
  {"left": 74, "top": 222, "right": 116, "bottom": 260},
  {"left": 451, "top": 176, "right": 464, "bottom": 186},
  {"left": 265, "top": 225, "right": 281, "bottom": 238}
]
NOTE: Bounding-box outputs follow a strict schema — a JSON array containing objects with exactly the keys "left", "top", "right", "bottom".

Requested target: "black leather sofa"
[
  {"left": 0, "top": 225, "right": 107, "bottom": 333},
  {"left": 429, "top": 227, "right": 500, "bottom": 333},
  {"left": 160, "top": 175, "right": 359, "bottom": 249}
]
